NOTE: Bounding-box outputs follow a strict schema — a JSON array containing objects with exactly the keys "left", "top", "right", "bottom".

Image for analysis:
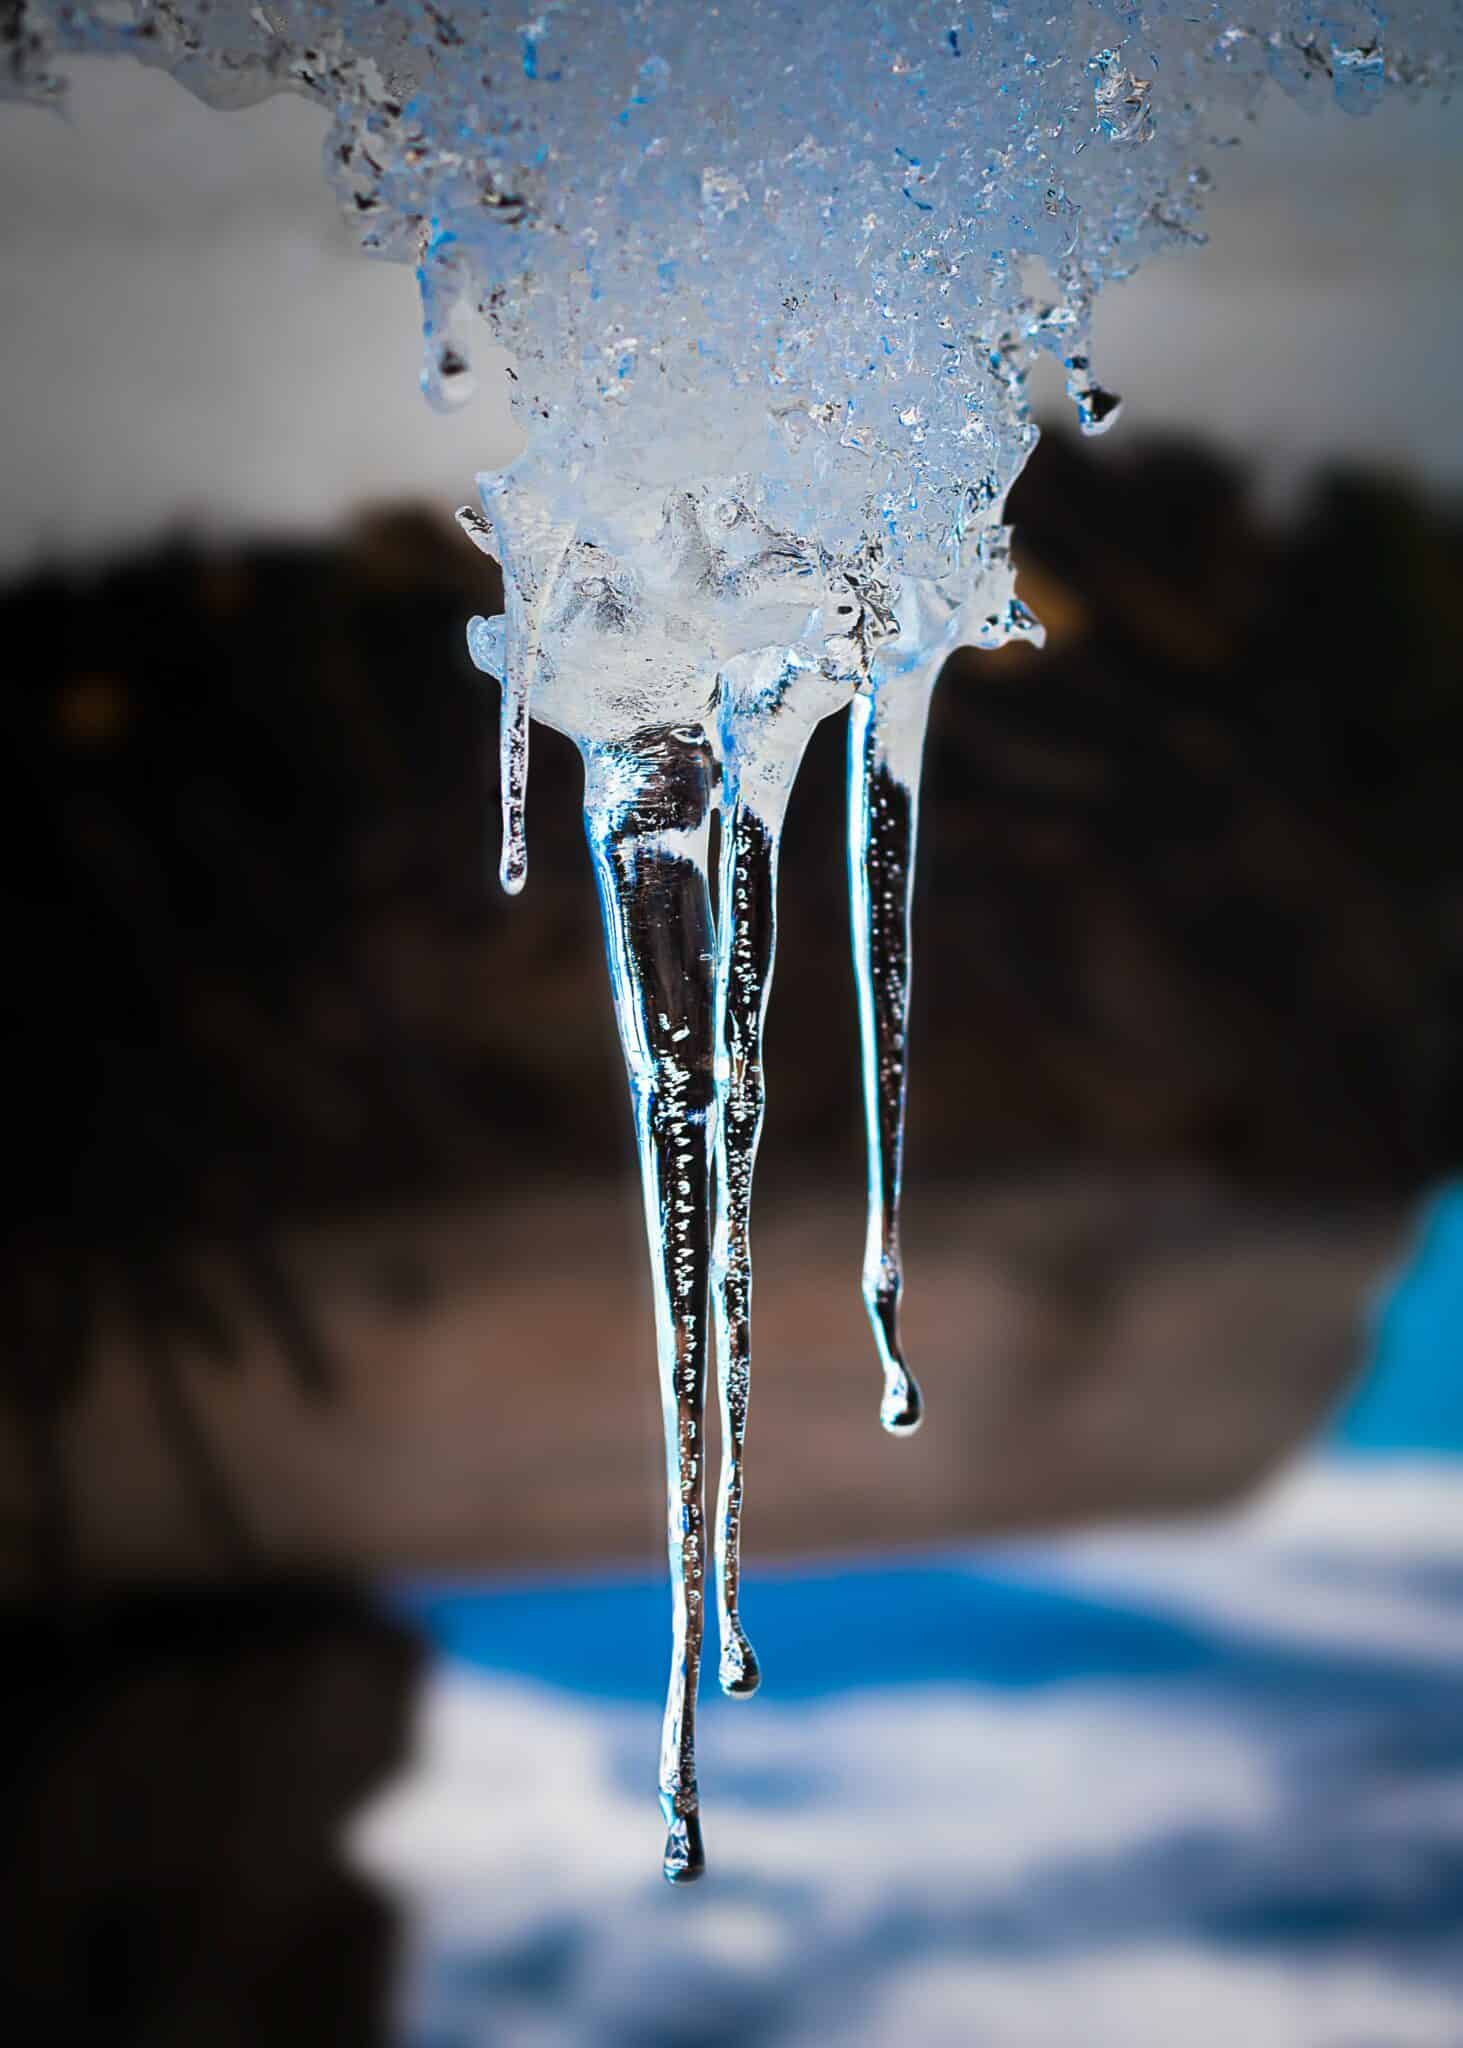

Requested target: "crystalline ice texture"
[{"left": 12, "top": 0, "right": 1457, "bottom": 1881}]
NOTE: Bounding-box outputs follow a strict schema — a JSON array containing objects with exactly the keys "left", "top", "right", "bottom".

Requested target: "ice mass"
[{"left": 6, "top": 0, "right": 1459, "bottom": 1881}]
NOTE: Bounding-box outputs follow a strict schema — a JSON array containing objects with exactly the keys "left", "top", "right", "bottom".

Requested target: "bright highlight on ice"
[{"left": 10, "top": 0, "right": 1456, "bottom": 1883}]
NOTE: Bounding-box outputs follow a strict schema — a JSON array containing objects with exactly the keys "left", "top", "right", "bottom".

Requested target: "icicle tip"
[
  {"left": 662, "top": 1810, "right": 706, "bottom": 1885},
  {"left": 499, "top": 847, "right": 529, "bottom": 896}
]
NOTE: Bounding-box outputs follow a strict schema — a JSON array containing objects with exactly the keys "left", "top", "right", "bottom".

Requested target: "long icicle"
[
  {"left": 583, "top": 722, "right": 718, "bottom": 1884},
  {"left": 710, "top": 782, "right": 775, "bottom": 1699},
  {"left": 708, "top": 648, "right": 813, "bottom": 1703},
  {"left": 710, "top": 624, "right": 875, "bottom": 1698},
  {"left": 847, "top": 654, "right": 940, "bottom": 1436}
]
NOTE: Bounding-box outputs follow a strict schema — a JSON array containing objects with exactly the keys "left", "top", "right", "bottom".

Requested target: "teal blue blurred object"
[{"left": 1331, "top": 1182, "right": 1463, "bottom": 1455}]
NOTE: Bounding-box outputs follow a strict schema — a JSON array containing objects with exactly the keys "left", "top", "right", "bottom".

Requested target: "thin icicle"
[
  {"left": 458, "top": 504, "right": 530, "bottom": 895},
  {"left": 494, "top": 672, "right": 532, "bottom": 896},
  {"left": 709, "top": 614, "right": 881, "bottom": 1695},
  {"left": 847, "top": 583, "right": 963, "bottom": 1435},
  {"left": 709, "top": 782, "right": 774, "bottom": 1700}
]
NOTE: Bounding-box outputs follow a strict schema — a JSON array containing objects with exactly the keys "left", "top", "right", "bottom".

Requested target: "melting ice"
[{"left": 10, "top": 0, "right": 1458, "bottom": 1883}]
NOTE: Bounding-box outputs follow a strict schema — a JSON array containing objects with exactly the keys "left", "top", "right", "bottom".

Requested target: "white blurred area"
[
  {"left": 355, "top": 1457, "right": 1463, "bottom": 2048},
  {"left": 0, "top": 57, "right": 522, "bottom": 574},
  {"left": 0, "top": 55, "right": 1460, "bottom": 574}
]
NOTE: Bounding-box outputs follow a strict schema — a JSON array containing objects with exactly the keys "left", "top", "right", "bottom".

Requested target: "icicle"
[
  {"left": 582, "top": 722, "right": 719, "bottom": 1883},
  {"left": 455, "top": 474, "right": 1007, "bottom": 1873},
  {"left": 847, "top": 584, "right": 961, "bottom": 1436},
  {"left": 457, "top": 504, "right": 530, "bottom": 894},
  {"left": 419, "top": 232, "right": 478, "bottom": 413},
  {"left": 708, "top": 772, "right": 773, "bottom": 1702},
  {"left": 709, "top": 629, "right": 862, "bottom": 1698},
  {"left": 705, "top": 588, "right": 883, "bottom": 1699}
]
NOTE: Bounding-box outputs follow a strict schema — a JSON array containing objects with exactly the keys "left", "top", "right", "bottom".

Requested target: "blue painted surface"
[
  {"left": 400, "top": 1563, "right": 1195, "bottom": 1699},
  {"left": 1331, "top": 1181, "right": 1463, "bottom": 1455},
  {"left": 398, "top": 1553, "right": 1455, "bottom": 1708}
]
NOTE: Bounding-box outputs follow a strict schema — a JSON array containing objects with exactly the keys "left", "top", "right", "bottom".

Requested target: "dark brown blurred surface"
[
  {"left": 1, "top": 432, "right": 1459, "bottom": 1582},
  {"left": 0, "top": 1580, "right": 419, "bottom": 2041},
  {"left": 13, "top": 1177, "right": 1396, "bottom": 1581}
]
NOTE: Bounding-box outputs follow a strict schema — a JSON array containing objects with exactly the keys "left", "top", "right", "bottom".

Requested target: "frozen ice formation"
[{"left": 11, "top": 0, "right": 1458, "bottom": 1882}]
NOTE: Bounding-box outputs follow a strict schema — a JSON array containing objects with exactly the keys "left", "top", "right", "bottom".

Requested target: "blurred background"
[{"left": 1, "top": 51, "right": 1461, "bottom": 2048}]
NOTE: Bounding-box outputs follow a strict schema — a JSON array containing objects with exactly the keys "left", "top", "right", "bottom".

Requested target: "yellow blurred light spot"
[{"left": 1013, "top": 560, "right": 1088, "bottom": 646}]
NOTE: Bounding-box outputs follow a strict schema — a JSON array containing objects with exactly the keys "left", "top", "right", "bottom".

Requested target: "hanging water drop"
[
  {"left": 1064, "top": 353, "right": 1124, "bottom": 435},
  {"left": 424, "top": 342, "right": 477, "bottom": 412},
  {"left": 465, "top": 612, "right": 506, "bottom": 679}
]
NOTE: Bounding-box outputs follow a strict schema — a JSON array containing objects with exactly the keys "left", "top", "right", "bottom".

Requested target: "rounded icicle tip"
[
  {"left": 1079, "top": 384, "right": 1124, "bottom": 435},
  {"left": 499, "top": 848, "right": 528, "bottom": 896},
  {"left": 466, "top": 612, "right": 507, "bottom": 681},
  {"left": 662, "top": 1810, "right": 706, "bottom": 1885},
  {"left": 880, "top": 1373, "right": 924, "bottom": 1437},
  {"left": 422, "top": 344, "right": 476, "bottom": 413},
  {"left": 719, "top": 1639, "right": 762, "bottom": 1699}
]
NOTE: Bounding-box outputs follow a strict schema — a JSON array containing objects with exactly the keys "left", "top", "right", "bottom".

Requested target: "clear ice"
[{"left": 11, "top": 0, "right": 1457, "bottom": 1882}]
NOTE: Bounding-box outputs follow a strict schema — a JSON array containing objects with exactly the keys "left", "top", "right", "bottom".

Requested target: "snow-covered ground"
[{"left": 354, "top": 1455, "right": 1463, "bottom": 2048}]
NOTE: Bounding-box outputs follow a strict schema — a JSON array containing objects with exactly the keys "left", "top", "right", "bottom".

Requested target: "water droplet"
[
  {"left": 422, "top": 342, "right": 476, "bottom": 412},
  {"left": 466, "top": 611, "right": 506, "bottom": 679},
  {"left": 1064, "top": 354, "right": 1124, "bottom": 435}
]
